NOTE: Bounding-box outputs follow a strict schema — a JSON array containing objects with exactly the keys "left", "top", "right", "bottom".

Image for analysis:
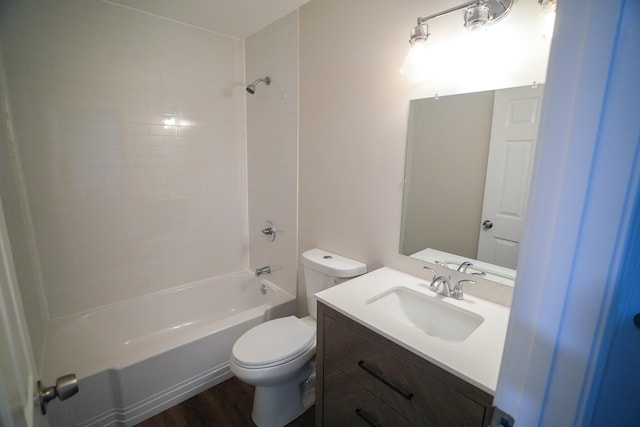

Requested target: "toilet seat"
[{"left": 232, "top": 316, "right": 316, "bottom": 369}]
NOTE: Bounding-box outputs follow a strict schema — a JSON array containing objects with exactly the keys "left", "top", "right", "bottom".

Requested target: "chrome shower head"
[{"left": 246, "top": 76, "right": 270, "bottom": 94}]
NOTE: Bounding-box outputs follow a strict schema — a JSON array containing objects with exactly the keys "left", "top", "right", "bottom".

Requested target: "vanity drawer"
[
  {"left": 323, "top": 313, "right": 488, "bottom": 426},
  {"left": 324, "top": 369, "right": 414, "bottom": 426}
]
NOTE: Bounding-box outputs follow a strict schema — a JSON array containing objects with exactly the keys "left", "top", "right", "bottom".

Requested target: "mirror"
[{"left": 400, "top": 84, "right": 545, "bottom": 286}]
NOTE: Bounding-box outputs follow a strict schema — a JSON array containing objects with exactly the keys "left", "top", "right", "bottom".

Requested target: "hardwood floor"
[{"left": 135, "top": 377, "right": 315, "bottom": 427}]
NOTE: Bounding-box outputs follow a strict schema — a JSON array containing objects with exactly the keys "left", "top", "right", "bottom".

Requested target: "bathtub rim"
[
  {"left": 45, "top": 269, "right": 293, "bottom": 324},
  {"left": 41, "top": 269, "right": 296, "bottom": 379}
]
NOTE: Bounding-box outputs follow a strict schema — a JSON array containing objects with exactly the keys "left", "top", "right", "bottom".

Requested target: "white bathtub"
[{"left": 43, "top": 271, "right": 296, "bottom": 426}]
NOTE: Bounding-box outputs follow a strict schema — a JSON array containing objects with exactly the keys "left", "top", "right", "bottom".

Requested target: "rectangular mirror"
[{"left": 400, "top": 84, "right": 544, "bottom": 286}]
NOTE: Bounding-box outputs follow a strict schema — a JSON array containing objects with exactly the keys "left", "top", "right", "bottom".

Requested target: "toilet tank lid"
[{"left": 301, "top": 248, "right": 367, "bottom": 278}]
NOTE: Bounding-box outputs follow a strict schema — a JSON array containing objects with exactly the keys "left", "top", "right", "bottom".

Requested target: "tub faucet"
[{"left": 255, "top": 266, "right": 271, "bottom": 277}]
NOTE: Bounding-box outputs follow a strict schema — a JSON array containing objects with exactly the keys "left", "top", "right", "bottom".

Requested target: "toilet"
[{"left": 230, "top": 248, "right": 367, "bottom": 427}]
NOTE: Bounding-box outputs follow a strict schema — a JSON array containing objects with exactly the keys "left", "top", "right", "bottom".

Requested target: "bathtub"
[{"left": 43, "top": 271, "right": 296, "bottom": 426}]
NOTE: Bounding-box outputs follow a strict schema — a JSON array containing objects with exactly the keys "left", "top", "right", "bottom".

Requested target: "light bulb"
[
  {"left": 400, "top": 38, "right": 429, "bottom": 77},
  {"left": 464, "top": 4, "right": 490, "bottom": 31}
]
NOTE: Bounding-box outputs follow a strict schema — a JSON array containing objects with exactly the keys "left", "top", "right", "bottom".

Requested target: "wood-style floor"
[{"left": 135, "top": 377, "right": 315, "bottom": 427}]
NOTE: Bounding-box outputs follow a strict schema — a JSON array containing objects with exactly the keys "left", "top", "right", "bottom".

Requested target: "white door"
[
  {"left": 477, "top": 85, "right": 544, "bottom": 269},
  {"left": 0, "top": 199, "right": 48, "bottom": 427}
]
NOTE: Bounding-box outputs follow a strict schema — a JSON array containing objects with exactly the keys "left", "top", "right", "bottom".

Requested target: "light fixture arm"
[
  {"left": 416, "top": 0, "right": 514, "bottom": 27},
  {"left": 417, "top": 0, "right": 480, "bottom": 24}
]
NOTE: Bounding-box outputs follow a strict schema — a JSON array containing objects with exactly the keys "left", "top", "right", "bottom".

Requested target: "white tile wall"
[
  {"left": 1, "top": 0, "right": 248, "bottom": 318},
  {"left": 246, "top": 11, "right": 299, "bottom": 298}
]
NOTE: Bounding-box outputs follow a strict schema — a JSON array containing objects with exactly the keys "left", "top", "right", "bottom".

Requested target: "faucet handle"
[
  {"left": 423, "top": 266, "right": 438, "bottom": 281},
  {"left": 451, "top": 279, "right": 476, "bottom": 300}
]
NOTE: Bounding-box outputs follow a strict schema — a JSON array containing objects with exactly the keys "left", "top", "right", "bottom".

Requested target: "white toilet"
[{"left": 230, "top": 248, "right": 366, "bottom": 427}]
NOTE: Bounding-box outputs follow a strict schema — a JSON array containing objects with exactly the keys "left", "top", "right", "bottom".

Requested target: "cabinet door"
[{"left": 324, "top": 313, "right": 487, "bottom": 426}]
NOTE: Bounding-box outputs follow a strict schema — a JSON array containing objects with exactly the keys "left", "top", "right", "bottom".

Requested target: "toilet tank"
[{"left": 302, "top": 248, "right": 367, "bottom": 318}]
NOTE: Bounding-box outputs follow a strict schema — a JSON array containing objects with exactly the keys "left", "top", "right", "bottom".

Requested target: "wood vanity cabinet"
[{"left": 315, "top": 302, "right": 493, "bottom": 427}]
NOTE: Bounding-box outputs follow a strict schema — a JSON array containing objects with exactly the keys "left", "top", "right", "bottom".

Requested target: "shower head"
[{"left": 246, "top": 76, "right": 271, "bottom": 94}]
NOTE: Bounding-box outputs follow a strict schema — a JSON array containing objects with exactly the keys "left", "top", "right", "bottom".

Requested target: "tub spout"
[{"left": 255, "top": 266, "right": 271, "bottom": 277}]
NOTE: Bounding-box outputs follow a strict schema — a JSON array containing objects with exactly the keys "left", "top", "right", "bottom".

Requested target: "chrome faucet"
[
  {"left": 255, "top": 266, "right": 271, "bottom": 277},
  {"left": 429, "top": 275, "right": 453, "bottom": 296},
  {"left": 457, "top": 261, "right": 473, "bottom": 273},
  {"left": 423, "top": 266, "right": 476, "bottom": 300}
]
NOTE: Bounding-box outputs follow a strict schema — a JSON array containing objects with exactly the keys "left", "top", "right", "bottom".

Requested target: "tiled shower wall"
[
  {"left": 0, "top": 0, "right": 247, "bottom": 319},
  {"left": 246, "top": 12, "right": 299, "bottom": 298}
]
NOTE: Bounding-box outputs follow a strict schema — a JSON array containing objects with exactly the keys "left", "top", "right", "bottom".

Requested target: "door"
[
  {"left": 477, "top": 85, "right": 544, "bottom": 269},
  {"left": 492, "top": 0, "right": 640, "bottom": 423},
  {"left": 0, "top": 198, "right": 47, "bottom": 427},
  {"left": 588, "top": 231, "right": 640, "bottom": 425}
]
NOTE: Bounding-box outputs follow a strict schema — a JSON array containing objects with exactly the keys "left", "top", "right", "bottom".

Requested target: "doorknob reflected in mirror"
[
  {"left": 482, "top": 220, "right": 493, "bottom": 230},
  {"left": 38, "top": 373, "right": 78, "bottom": 414}
]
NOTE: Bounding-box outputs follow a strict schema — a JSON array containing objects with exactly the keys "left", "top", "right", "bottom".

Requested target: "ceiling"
[{"left": 104, "top": 0, "right": 310, "bottom": 39}]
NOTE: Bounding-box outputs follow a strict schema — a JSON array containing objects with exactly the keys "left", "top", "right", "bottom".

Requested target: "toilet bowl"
[{"left": 230, "top": 248, "right": 366, "bottom": 427}]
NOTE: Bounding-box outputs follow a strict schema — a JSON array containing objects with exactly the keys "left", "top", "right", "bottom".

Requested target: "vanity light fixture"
[
  {"left": 464, "top": 2, "right": 491, "bottom": 30},
  {"left": 400, "top": 0, "right": 516, "bottom": 76},
  {"left": 539, "top": 0, "right": 557, "bottom": 38},
  {"left": 538, "top": 0, "right": 557, "bottom": 12}
]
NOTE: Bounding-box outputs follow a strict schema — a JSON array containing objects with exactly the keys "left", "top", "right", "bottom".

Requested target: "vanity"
[{"left": 314, "top": 267, "right": 510, "bottom": 426}]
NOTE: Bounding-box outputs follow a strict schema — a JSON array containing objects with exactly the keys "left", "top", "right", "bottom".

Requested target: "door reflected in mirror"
[{"left": 400, "top": 85, "right": 544, "bottom": 286}]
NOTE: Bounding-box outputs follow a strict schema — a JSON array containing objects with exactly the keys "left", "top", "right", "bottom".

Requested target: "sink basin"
[{"left": 366, "top": 287, "right": 484, "bottom": 343}]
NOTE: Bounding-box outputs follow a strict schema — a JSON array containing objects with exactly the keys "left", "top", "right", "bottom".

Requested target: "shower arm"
[{"left": 246, "top": 76, "right": 271, "bottom": 94}]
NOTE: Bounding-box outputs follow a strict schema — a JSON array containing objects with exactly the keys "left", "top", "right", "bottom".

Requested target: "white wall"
[
  {"left": 0, "top": 0, "right": 247, "bottom": 318},
  {"left": 0, "top": 48, "right": 47, "bottom": 361},
  {"left": 298, "top": 0, "right": 551, "bottom": 310},
  {"left": 246, "top": 12, "right": 299, "bottom": 297}
]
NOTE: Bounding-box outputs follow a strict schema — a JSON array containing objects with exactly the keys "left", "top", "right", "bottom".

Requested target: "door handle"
[
  {"left": 482, "top": 220, "right": 493, "bottom": 230},
  {"left": 38, "top": 373, "right": 78, "bottom": 414},
  {"left": 634, "top": 313, "right": 640, "bottom": 330}
]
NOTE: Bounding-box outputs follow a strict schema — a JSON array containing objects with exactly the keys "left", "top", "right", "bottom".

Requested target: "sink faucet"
[
  {"left": 429, "top": 275, "right": 453, "bottom": 296},
  {"left": 255, "top": 266, "right": 271, "bottom": 277},
  {"left": 457, "top": 261, "right": 473, "bottom": 273},
  {"left": 423, "top": 266, "right": 475, "bottom": 300}
]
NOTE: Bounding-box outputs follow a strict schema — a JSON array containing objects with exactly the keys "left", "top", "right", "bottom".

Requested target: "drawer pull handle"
[
  {"left": 357, "top": 360, "right": 414, "bottom": 400},
  {"left": 355, "top": 408, "right": 382, "bottom": 427}
]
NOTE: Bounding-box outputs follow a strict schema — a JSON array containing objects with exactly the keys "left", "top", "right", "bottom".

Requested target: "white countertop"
[{"left": 315, "top": 266, "right": 510, "bottom": 395}]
